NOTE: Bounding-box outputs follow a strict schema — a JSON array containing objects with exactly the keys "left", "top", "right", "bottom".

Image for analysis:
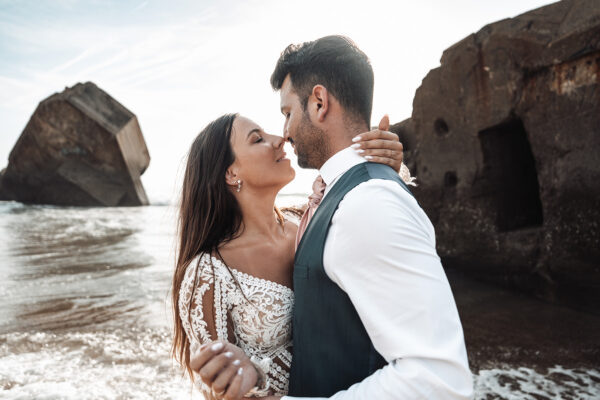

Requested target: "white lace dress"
[{"left": 178, "top": 252, "right": 294, "bottom": 397}]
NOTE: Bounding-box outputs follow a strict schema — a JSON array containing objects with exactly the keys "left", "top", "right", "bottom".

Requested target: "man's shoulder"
[
  {"left": 340, "top": 162, "right": 412, "bottom": 197},
  {"left": 335, "top": 175, "right": 432, "bottom": 235},
  {"left": 343, "top": 173, "right": 416, "bottom": 208},
  {"left": 363, "top": 162, "right": 401, "bottom": 179},
  {"left": 326, "top": 177, "right": 436, "bottom": 257}
]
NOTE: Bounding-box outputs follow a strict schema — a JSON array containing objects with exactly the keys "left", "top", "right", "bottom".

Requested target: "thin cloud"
[{"left": 132, "top": 1, "right": 149, "bottom": 12}]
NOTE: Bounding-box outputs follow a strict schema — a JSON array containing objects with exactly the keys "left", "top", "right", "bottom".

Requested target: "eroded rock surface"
[
  {"left": 0, "top": 82, "right": 150, "bottom": 206},
  {"left": 394, "top": 0, "right": 600, "bottom": 310}
]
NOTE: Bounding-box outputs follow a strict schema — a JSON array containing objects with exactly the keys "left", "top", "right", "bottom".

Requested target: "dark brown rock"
[
  {"left": 393, "top": 0, "right": 600, "bottom": 311},
  {"left": 0, "top": 82, "right": 150, "bottom": 206}
]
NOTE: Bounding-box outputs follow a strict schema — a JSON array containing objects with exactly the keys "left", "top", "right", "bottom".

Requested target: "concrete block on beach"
[
  {"left": 0, "top": 82, "right": 150, "bottom": 206},
  {"left": 392, "top": 0, "right": 600, "bottom": 310}
]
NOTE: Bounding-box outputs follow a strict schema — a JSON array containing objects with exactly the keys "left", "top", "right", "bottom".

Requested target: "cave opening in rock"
[{"left": 478, "top": 117, "right": 543, "bottom": 232}]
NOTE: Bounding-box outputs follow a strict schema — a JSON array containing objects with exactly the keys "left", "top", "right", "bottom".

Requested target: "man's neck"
[{"left": 318, "top": 123, "right": 368, "bottom": 169}]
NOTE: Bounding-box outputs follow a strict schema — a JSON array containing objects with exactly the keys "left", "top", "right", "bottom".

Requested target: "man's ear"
[{"left": 310, "top": 85, "right": 329, "bottom": 123}]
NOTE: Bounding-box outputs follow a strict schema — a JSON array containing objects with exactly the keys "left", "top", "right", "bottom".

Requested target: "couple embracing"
[{"left": 171, "top": 35, "right": 473, "bottom": 400}]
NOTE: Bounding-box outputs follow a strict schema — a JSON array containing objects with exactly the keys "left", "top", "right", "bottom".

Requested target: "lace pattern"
[{"left": 179, "top": 252, "right": 294, "bottom": 397}]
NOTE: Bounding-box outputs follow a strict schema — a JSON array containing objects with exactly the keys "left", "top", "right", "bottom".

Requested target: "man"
[{"left": 193, "top": 35, "right": 473, "bottom": 399}]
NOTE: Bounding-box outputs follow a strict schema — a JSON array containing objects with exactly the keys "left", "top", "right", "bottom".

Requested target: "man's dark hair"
[{"left": 270, "top": 35, "right": 374, "bottom": 128}]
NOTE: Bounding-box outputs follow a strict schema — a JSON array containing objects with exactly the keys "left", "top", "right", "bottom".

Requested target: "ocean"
[{"left": 0, "top": 198, "right": 598, "bottom": 399}]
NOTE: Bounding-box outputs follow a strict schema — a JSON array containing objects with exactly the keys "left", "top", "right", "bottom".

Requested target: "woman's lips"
[{"left": 276, "top": 152, "right": 288, "bottom": 163}]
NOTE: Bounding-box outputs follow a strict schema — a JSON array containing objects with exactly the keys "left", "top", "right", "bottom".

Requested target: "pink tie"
[{"left": 295, "top": 175, "right": 326, "bottom": 250}]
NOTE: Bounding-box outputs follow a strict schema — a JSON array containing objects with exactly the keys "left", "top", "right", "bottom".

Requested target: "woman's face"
[{"left": 228, "top": 115, "right": 295, "bottom": 192}]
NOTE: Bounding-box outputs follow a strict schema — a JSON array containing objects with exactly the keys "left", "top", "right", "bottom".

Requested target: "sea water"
[{"left": 0, "top": 199, "right": 598, "bottom": 399}]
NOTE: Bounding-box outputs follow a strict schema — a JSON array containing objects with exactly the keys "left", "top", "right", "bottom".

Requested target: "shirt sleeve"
[{"left": 283, "top": 179, "right": 473, "bottom": 400}]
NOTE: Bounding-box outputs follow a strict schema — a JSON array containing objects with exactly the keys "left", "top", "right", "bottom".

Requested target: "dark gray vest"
[{"left": 288, "top": 162, "right": 415, "bottom": 397}]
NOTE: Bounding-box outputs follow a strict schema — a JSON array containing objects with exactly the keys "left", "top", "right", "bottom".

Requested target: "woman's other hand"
[
  {"left": 351, "top": 115, "right": 404, "bottom": 173},
  {"left": 190, "top": 340, "right": 259, "bottom": 400}
]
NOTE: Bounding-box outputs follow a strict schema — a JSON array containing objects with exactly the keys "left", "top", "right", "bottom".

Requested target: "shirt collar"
[{"left": 319, "top": 146, "right": 366, "bottom": 187}]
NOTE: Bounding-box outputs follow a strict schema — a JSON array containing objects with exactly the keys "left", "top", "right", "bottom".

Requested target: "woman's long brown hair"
[
  {"left": 171, "top": 113, "right": 288, "bottom": 380},
  {"left": 171, "top": 113, "right": 243, "bottom": 379}
]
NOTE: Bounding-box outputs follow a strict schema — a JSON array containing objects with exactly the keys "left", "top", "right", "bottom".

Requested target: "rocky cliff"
[{"left": 394, "top": 0, "right": 600, "bottom": 310}]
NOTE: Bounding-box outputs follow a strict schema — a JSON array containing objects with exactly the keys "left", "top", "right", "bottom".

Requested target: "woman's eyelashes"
[{"left": 249, "top": 132, "right": 263, "bottom": 143}]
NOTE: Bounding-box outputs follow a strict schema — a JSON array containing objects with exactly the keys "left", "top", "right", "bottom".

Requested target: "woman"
[{"left": 172, "top": 113, "right": 412, "bottom": 399}]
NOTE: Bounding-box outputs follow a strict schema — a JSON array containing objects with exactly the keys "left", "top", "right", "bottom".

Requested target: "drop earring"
[{"left": 236, "top": 180, "right": 242, "bottom": 193}]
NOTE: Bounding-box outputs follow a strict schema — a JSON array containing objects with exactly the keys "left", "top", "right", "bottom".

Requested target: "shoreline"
[{"left": 446, "top": 269, "right": 600, "bottom": 372}]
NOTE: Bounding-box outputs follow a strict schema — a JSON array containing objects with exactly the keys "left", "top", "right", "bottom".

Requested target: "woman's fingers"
[
  {"left": 191, "top": 341, "right": 225, "bottom": 372},
  {"left": 353, "top": 129, "right": 399, "bottom": 143},
  {"left": 223, "top": 368, "right": 244, "bottom": 400},
  {"left": 198, "top": 351, "right": 236, "bottom": 386},
  {"left": 357, "top": 140, "right": 403, "bottom": 154},
  {"left": 378, "top": 114, "right": 390, "bottom": 131},
  {"left": 212, "top": 359, "right": 241, "bottom": 397},
  {"left": 357, "top": 136, "right": 402, "bottom": 149},
  {"left": 352, "top": 130, "right": 404, "bottom": 173},
  {"left": 361, "top": 147, "right": 403, "bottom": 161}
]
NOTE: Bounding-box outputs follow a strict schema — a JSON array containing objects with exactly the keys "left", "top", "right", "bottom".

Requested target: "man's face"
[{"left": 279, "top": 74, "right": 329, "bottom": 169}]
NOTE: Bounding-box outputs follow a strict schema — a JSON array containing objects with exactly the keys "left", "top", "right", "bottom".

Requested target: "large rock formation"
[
  {"left": 0, "top": 82, "right": 150, "bottom": 206},
  {"left": 394, "top": 0, "right": 600, "bottom": 310}
]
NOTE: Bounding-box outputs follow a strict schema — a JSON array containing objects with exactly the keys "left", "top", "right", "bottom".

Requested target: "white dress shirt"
[{"left": 283, "top": 147, "right": 473, "bottom": 400}]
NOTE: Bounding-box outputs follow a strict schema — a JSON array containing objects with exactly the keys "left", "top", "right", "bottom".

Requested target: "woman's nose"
[{"left": 272, "top": 134, "right": 285, "bottom": 149}]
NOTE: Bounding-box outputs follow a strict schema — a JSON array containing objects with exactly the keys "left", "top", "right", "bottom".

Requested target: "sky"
[{"left": 0, "top": 0, "right": 554, "bottom": 204}]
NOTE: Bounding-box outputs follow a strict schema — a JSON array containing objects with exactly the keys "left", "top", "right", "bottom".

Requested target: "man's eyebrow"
[{"left": 246, "top": 128, "right": 261, "bottom": 138}]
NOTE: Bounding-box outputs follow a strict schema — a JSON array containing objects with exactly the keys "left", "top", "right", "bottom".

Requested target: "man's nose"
[{"left": 282, "top": 122, "right": 290, "bottom": 141}]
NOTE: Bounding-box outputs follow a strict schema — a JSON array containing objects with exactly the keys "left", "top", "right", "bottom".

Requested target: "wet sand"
[{"left": 447, "top": 269, "right": 600, "bottom": 398}]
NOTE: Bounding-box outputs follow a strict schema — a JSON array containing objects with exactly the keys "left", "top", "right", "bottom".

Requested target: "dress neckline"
[{"left": 209, "top": 255, "right": 294, "bottom": 294}]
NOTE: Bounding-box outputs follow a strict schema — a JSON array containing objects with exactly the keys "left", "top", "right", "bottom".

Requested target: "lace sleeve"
[
  {"left": 246, "top": 346, "right": 292, "bottom": 397},
  {"left": 178, "top": 255, "right": 222, "bottom": 347},
  {"left": 179, "top": 254, "right": 239, "bottom": 399}
]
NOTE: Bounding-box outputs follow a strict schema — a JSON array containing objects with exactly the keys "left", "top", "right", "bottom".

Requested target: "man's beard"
[{"left": 295, "top": 110, "right": 330, "bottom": 170}]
